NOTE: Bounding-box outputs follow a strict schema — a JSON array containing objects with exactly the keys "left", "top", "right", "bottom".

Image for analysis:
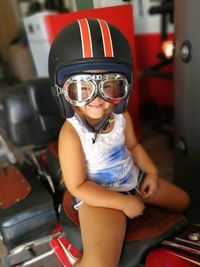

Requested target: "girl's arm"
[
  {"left": 59, "top": 121, "right": 144, "bottom": 218},
  {"left": 124, "top": 112, "right": 159, "bottom": 198}
]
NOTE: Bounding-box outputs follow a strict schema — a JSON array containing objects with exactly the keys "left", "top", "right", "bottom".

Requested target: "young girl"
[{"left": 48, "top": 18, "right": 190, "bottom": 267}]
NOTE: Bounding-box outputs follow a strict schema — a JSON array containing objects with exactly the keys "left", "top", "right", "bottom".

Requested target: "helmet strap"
[{"left": 75, "top": 113, "right": 112, "bottom": 144}]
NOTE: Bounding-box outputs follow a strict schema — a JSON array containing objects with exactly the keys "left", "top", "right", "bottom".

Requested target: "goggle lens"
[
  {"left": 67, "top": 81, "right": 95, "bottom": 101},
  {"left": 101, "top": 79, "right": 127, "bottom": 100}
]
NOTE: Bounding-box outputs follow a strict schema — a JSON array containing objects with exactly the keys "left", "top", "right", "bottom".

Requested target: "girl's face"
[
  {"left": 62, "top": 71, "right": 128, "bottom": 122},
  {"left": 75, "top": 96, "right": 113, "bottom": 120}
]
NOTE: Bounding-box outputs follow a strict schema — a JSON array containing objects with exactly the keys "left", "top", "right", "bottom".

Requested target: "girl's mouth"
[{"left": 88, "top": 103, "right": 103, "bottom": 109}]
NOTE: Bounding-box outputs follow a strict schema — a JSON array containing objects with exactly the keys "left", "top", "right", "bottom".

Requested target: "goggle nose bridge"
[
  {"left": 73, "top": 76, "right": 124, "bottom": 102},
  {"left": 91, "top": 74, "right": 104, "bottom": 80},
  {"left": 88, "top": 82, "right": 104, "bottom": 101}
]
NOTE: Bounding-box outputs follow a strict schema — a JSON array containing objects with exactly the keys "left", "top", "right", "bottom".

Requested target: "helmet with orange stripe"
[{"left": 48, "top": 18, "right": 133, "bottom": 119}]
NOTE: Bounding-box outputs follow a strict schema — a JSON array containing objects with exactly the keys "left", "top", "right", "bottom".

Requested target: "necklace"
[{"left": 100, "top": 117, "right": 114, "bottom": 133}]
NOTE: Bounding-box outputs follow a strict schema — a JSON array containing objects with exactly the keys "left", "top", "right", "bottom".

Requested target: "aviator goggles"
[{"left": 55, "top": 73, "right": 130, "bottom": 106}]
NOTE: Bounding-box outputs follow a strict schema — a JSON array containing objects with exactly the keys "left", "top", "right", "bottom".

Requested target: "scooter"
[{"left": 0, "top": 78, "right": 199, "bottom": 267}]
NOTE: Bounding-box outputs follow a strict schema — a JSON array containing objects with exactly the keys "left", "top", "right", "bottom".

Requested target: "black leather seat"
[
  {"left": 3, "top": 79, "right": 63, "bottom": 147},
  {"left": 0, "top": 164, "right": 57, "bottom": 248}
]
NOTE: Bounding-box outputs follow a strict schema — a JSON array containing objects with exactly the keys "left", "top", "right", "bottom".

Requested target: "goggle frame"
[{"left": 55, "top": 73, "right": 130, "bottom": 106}]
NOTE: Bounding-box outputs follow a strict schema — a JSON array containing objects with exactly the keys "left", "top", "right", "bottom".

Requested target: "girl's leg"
[
  {"left": 144, "top": 178, "right": 190, "bottom": 213},
  {"left": 74, "top": 204, "right": 126, "bottom": 267}
]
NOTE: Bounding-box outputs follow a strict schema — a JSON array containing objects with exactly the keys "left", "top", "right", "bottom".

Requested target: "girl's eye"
[{"left": 81, "top": 87, "right": 90, "bottom": 91}]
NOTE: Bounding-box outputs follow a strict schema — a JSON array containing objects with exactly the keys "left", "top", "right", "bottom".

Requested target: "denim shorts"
[{"left": 125, "top": 170, "right": 144, "bottom": 195}]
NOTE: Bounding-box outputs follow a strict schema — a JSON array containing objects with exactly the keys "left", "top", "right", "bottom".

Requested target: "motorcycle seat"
[
  {"left": 0, "top": 164, "right": 57, "bottom": 249},
  {"left": 60, "top": 190, "right": 188, "bottom": 267}
]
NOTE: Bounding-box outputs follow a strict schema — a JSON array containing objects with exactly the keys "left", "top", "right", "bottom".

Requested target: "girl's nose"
[{"left": 91, "top": 96, "right": 103, "bottom": 104}]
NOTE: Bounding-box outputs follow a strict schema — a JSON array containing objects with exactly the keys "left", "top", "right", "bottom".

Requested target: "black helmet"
[{"left": 48, "top": 18, "right": 133, "bottom": 118}]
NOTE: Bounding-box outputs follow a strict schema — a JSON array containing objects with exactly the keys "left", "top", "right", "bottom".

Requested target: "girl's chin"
[
  {"left": 77, "top": 104, "right": 113, "bottom": 119},
  {"left": 86, "top": 107, "right": 106, "bottom": 117},
  {"left": 87, "top": 111, "right": 105, "bottom": 119}
]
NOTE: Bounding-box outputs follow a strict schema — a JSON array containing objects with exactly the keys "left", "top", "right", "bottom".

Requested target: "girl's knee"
[
  {"left": 171, "top": 188, "right": 190, "bottom": 213},
  {"left": 146, "top": 180, "right": 191, "bottom": 213}
]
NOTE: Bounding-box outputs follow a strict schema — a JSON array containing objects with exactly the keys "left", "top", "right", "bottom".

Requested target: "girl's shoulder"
[
  {"left": 59, "top": 120, "right": 80, "bottom": 143},
  {"left": 113, "top": 112, "right": 127, "bottom": 128},
  {"left": 58, "top": 120, "right": 84, "bottom": 159},
  {"left": 122, "top": 111, "right": 131, "bottom": 121},
  {"left": 122, "top": 111, "right": 133, "bottom": 127}
]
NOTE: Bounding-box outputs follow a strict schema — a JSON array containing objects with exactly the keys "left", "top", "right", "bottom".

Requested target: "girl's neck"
[
  {"left": 75, "top": 111, "right": 114, "bottom": 133},
  {"left": 84, "top": 116, "right": 104, "bottom": 128}
]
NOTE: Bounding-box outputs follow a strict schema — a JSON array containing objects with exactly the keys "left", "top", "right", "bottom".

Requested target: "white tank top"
[{"left": 67, "top": 113, "right": 139, "bottom": 192}]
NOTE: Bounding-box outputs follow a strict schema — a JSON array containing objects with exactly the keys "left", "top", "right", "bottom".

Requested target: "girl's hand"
[
  {"left": 139, "top": 173, "right": 159, "bottom": 199},
  {"left": 122, "top": 195, "right": 145, "bottom": 219}
]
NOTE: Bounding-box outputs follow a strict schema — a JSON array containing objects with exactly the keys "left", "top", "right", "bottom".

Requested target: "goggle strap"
[{"left": 55, "top": 84, "right": 65, "bottom": 96}]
